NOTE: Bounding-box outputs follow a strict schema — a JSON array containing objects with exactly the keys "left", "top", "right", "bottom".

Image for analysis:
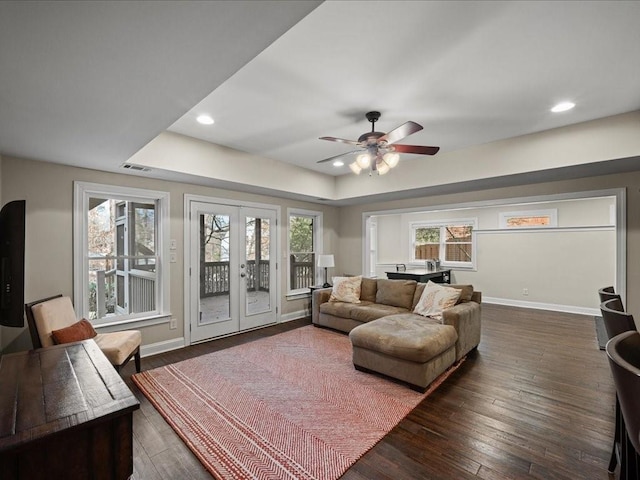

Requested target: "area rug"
[
  {"left": 595, "top": 315, "right": 607, "bottom": 350},
  {"left": 132, "top": 325, "right": 464, "bottom": 480}
]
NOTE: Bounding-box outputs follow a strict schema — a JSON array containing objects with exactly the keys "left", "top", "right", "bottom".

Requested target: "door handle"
[
  {"left": 240, "top": 264, "right": 245, "bottom": 268},
  {"left": 240, "top": 273, "right": 246, "bottom": 278}
]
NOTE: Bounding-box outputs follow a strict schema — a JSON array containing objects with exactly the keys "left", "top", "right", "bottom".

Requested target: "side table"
[{"left": 0, "top": 339, "right": 140, "bottom": 479}]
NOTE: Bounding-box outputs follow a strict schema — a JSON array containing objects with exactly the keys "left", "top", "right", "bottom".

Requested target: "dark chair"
[
  {"left": 601, "top": 298, "right": 636, "bottom": 340},
  {"left": 600, "top": 298, "right": 637, "bottom": 475},
  {"left": 25, "top": 294, "right": 141, "bottom": 373},
  {"left": 599, "top": 286, "right": 624, "bottom": 307},
  {"left": 606, "top": 331, "right": 640, "bottom": 480}
]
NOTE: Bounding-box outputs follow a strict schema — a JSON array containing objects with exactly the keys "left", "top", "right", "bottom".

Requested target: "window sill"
[
  {"left": 93, "top": 313, "right": 171, "bottom": 332},
  {"left": 286, "top": 290, "right": 311, "bottom": 301}
]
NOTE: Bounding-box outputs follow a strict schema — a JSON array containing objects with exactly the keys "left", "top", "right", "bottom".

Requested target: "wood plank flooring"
[{"left": 124, "top": 304, "right": 616, "bottom": 479}]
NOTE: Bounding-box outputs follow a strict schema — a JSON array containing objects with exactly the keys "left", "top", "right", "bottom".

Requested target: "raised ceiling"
[{"left": 1, "top": 1, "right": 639, "bottom": 199}]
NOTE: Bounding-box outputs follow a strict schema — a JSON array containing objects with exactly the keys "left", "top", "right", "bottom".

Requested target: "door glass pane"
[
  {"left": 246, "top": 216, "right": 271, "bottom": 315},
  {"left": 200, "top": 213, "right": 231, "bottom": 323}
]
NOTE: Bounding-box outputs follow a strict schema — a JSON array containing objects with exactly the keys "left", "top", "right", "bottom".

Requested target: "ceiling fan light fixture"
[
  {"left": 356, "top": 153, "right": 371, "bottom": 169},
  {"left": 349, "top": 162, "right": 362, "bottom": 175},
  {"left": 383, "top": 152, "right": 400, "bottom": 168},
  {"left": 377, "top": 160, "right": 390, "bottom": 175}
]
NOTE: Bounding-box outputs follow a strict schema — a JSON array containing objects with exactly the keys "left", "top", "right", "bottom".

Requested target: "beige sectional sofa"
[{"left": 311, "top": 278, "right": 481, "bottom": 391}]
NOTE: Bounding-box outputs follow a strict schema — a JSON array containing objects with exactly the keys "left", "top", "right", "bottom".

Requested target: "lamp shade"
[{"left": 317, "top": 254, "right": 335, "bottom": 268}]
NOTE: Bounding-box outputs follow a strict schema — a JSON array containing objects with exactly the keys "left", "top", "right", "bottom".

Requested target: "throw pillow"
[
  {"left": 51, "top": 318, "right": 98, "bottom": 345},
  {"left": 413, "top": 281, "right": 461, "bottom": 319},
  {"left": 329, "top": 276, "right": 362, "bottom": 303}
]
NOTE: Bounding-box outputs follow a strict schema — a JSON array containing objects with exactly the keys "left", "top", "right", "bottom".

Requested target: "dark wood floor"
[{"left": 124, "top": 304, "right": 616, "bottom": 479}]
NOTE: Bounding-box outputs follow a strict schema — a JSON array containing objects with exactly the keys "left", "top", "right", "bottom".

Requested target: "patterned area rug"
[{"left": 133, "top": 325, "right": 464, "bottom": 480}]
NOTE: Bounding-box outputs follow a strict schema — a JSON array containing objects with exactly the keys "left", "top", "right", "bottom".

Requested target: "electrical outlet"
[
  {"left": 170, "top": 239, "right": 177, "bottom": 250},
  {"left": 522, "top": 288, "right": 529, "bottom": 296},
  {"left": 170, "top": 318, "right": 177, "bottom": 330}
]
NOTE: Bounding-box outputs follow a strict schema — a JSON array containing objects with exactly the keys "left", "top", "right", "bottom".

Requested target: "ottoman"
[{"left": 349, "top": 314, "right": 458, "bottom": 392}]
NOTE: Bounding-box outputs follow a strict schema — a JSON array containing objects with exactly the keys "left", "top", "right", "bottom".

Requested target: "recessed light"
[
  {"left": 551, "top": 101, "right": 575, "bottom": 113},
  {"left": 196, "top": 114, "right": 215, "bottom": 125},
  {"left": 333, "top": 160, "right": 344, "bottom": 167}
]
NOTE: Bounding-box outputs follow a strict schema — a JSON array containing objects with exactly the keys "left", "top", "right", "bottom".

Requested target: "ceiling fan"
[{"left": 317, "top": 111, "right": 439, "bottom": 175}]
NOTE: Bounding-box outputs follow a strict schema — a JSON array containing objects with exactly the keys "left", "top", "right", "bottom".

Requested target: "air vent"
[{"left": 121, "top": 163, "right": 151, "bottom": 172}]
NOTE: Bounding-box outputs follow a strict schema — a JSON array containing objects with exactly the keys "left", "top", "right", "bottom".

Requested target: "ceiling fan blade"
[
  {"left": 378, "top": 121, "right": 423, "bottom": 145},
  {"left": 319, "top": 136, "right": 361, "bottom": 146},
  {"left": 391, "top": 144, "right": 440, "bottom": 155},
  {"left": 316, "top": 150, "right": 361, "bottom": 164}
]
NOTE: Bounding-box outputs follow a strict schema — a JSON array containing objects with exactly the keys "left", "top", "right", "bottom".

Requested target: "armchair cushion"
[
  {"left": 51, "top": 318, "right": 97, "bottom": 345},
  {"left": 95, "top": 330, "right": 142, "bottom": 366},
  {"left": 31, "top": 296, "right": 78, "bottom": 347}
]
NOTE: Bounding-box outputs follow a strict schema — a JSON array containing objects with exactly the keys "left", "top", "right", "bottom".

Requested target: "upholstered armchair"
[{"left": 25, "top": 295, "right": 141, "bottom": 373}]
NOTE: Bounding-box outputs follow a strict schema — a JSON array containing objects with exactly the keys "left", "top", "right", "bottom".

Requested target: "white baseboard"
[
  {"left": 280, "top": 308, "right": 310, "bottom": 323},
  {"left": 483, "top": 297, "right": 600, "bottom": 317},
  {"left": 141, "top": 337, "right": 185, "bottom": 358}
]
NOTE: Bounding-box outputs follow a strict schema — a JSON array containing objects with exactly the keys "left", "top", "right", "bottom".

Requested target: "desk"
[
  {"left": 0, "top": 339, "right": 140, "bottom": 479},
  {"left": 386, "top": 268, "right": 451, "bottom": 284}
]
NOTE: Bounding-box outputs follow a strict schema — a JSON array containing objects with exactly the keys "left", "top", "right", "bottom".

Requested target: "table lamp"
[{"left": 317, "top": 254, "right": 335, "bottom": 288}]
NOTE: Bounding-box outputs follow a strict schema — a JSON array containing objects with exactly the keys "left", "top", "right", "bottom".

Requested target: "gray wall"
[{"left": 0, "top": 156, "right": 339, "bottom": 353}]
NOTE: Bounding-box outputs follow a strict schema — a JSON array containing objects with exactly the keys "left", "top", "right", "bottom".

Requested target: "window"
[
  {"left": 74, "top": 182, "right": 170, "bottom": 325},
  {"left": 499, "top": 209, "right": 558, "bottom": 228},
  {"left": 288, "top": 209, "right": 323, "bottom": 294},
  {"left": 410, "top": 219, "right": 476, "bottom": 269}
]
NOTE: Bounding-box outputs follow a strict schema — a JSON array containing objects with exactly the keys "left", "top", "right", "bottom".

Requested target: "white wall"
[{"left": 373, "top": 196, "right": 615, "bottom": 313}]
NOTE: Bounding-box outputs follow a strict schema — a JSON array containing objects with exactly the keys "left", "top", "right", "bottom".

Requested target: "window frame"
[
  {"left": 499, "top": 209, "right": 558, "bottom": 229},
  {"left": 73, "top": 182, "right": 171, "bottom": 327},
  {"left": 286, "top": 208, "right": 323, "bottom": 296},
  {"left": 409, "top": 218, "right": 477, "bottom": 270}
]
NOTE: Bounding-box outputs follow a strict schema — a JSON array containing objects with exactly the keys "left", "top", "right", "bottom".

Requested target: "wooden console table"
[
  {"left": 386, "top": 268, "right": 451, "bottom": 284},
  {"left": 0, "top": 339, "right": 140, "bottom": 479}
]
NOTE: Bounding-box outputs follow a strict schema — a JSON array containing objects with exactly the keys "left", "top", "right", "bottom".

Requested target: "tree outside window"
[{"left": 289, "top": 215, "right": 315, "bottom": 290}]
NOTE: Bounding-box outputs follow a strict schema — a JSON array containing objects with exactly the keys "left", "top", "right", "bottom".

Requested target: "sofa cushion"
[
  {"left": 329, "top": 276, "right": 362, "bottom": 303},
  {"left": 413, "top": 281, "right": 461, "bottom": 319},
  {"left": 349, "top": 303, "right": 410, "bottom": 323},
  {"left": 360, "top": 277, "right": 378, "bottom": 302},
  {"left": 320, "top": 300, "right": 373, "bottom": 318},
  {"left": 412, "top": 283, "right": 474, "bottom": 310},
  {"left": 349, "top": 314, "right": 458, "bottom": 363},
  {"left": 375, "top": 279, "right": 417, "bottom": 309}
]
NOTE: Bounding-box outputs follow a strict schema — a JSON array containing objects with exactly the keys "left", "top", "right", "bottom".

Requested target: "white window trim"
[
  {"left": 409, "top": 218, "right": 477, "bottom": 270},
  {"left": 499, "top": 208, "right": 558, "bottom": 229},
  {"left": 73, "top": 181, "right": 171, "bottom": 327},
  {"left": 286, "top": 208, "right": 323, "bottom": 296}
]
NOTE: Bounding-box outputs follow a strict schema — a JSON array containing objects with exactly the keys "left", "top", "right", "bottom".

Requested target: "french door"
[{"left": 188, "top": 201, "right": 277, "bottom": 343}]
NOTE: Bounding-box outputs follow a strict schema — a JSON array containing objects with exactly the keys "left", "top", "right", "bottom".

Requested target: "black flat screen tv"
[{"left": 0, "top": 200, "right": 26, "bottom": 328}]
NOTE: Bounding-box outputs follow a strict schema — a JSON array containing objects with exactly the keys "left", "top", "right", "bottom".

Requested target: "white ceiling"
[
  {"left": 169, "top": 1, "right": 640, "bottom": 176},
  {"left": 1, "top": 1, "right": 639, "bottom": 195}
]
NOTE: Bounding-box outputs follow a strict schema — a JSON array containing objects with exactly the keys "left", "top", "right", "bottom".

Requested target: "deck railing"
[
  {"left": 95, "top": 268, "right": 155, "bottom": 318},
  {"left": 290, "top": 254, "right": 315, "bottom": 290},
  {"left": 201, "top": 260, "right": 271, "bottom": 297}
]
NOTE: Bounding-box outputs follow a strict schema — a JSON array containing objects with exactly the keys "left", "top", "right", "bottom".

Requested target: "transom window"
[
  {"left": 499, "top": 209, "right": 557, "bottom": 229},
  {"left": 410, "top": 220, "right": 476, "bottom": 269}
]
